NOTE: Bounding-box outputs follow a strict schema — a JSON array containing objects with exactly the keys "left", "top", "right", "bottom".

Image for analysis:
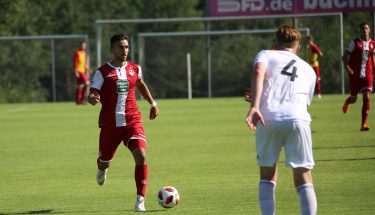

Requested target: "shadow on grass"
[
  {"left": 313, "top": 145, "right": 375, "bottom": 150},
  {"left": 0, "top": 209, "right": 166, "bottom": 215},
  {"left": 316, "top": 157, "right": 375, "bottom": 162},
  {"left": 0, "top": 210, "right": 54, "bottom": 215}
]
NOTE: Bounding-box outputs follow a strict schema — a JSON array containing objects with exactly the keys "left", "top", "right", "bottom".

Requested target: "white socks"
[
  {"left": 297, "top": 183, "right": 317, "bottom": 215},
  {"left": 259, "top": 180, "right": 317, "bottom": 215},
  {"left": 259, "top": 180, "right": 276, "bottom": 215}
]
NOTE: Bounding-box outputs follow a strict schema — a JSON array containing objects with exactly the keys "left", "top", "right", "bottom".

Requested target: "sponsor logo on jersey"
[
  {"left": 117, "top": 79, "right": 129, "bottom": 94},
  {"left": 129, "top": 70, "right": 135, "bottom": 76}
]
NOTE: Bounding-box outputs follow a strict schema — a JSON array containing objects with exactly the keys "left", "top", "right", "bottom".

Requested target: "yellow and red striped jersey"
[
  {"left": 74, "top": 49, "right": 86, "bottom": 73},
  {"left": 306, "top": 44, "right": 321, "bottom": 67}
]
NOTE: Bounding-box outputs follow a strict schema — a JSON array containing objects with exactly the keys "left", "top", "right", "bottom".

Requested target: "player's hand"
[
  {"left": 245, "top": 108, "right": 265, "bottom": 131},
  {"left": 346, "top": 67, "right": 354, "bottom": 75},
  {"left": 88, "top": 93, "right": 100, "bottom": 106},
  {"left": 244, "top": 88, "right": 252, "bottom": 103},
  {"left": 149, "top": 106, "right": 159, "bottom": 120},
  {"left": 87, "top": 67, "right": 93, "bottom": 76}
]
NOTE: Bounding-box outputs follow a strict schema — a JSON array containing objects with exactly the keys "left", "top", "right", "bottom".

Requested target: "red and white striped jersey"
[
  {"left": 346, "top": 37, "right": 375, "bottom": 79},
  {"left": 90, "top": 61, "right": 143, "bottom": 127}
]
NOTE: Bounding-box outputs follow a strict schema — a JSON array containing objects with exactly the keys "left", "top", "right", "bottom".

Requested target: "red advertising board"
[{"left": 208, "top": 0, "right": 375, "bottom": 16}]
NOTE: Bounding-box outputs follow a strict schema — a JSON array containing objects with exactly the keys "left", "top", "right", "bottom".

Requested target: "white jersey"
[{"left": 254, "top": 50, "right": 316, "bottom": 122}]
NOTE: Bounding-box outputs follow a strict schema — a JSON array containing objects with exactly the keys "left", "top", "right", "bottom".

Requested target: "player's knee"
[
  {"left": 136, "top": 157, "right": 146, "bottom": 165},
  {"left": 132, "top": 148, "right": 147, "bottom": 165},
  {"left": 292, "top": 168, "right": 313, "bottom": 187},
  {"left": 349, "top": 96, "right": 357, "bottom": 103},
  {"left": 260, "top": 166, "right": 277, "bottom": 181},
  {"left": 363, "top": 91, "right": 371, "bottom": 101}
]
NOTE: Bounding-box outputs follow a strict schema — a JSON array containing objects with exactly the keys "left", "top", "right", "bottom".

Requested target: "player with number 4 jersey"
[
  {"left": 254, "top": 50, "right": 316, "bottom": 122},
  {"left": 246, "top": 26, "right": 317, "bottom": 215}
]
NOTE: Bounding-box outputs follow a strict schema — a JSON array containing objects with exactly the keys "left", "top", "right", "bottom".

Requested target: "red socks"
[
  {"left": 135, "top": 164, "right": 148, "bottom": 197},
  {"left": 75, "top": 88, "right": 82, "bottom": 104},
  {"left": 316, "top": 80, "right": 321, "bottom": 95},
  {"left": 75, "top": 85, "right": 87, "bottom": 104},
  {"left": 362, "top": 97, "right": 370, "bottom": 127}
]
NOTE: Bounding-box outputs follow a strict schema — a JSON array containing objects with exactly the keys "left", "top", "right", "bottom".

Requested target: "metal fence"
[
  {"left": 0, "top": 35, "right": 88, "bottom": 102},
  {"left": 95, "top": 14, "right": 345, "bottom": 98}
]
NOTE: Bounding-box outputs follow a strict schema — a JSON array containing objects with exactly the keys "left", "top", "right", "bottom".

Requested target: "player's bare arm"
[
  {"left": 86, "top": 65, "right": 93, "bottom": 76},
  {"left": 342, "top": 51, "right": 354, "bottom": 75},
  {"left": 88, "top": 91, "right": 100, "bottom": 106},
  {"left": 136, "top": 79, "right": 159, "bottom": 120},
  {"left": 246, "top": 62, "right": 266, "bottom": 130},
  {"left": 74, "top": 69, "right": 80, "bottom": 78}
]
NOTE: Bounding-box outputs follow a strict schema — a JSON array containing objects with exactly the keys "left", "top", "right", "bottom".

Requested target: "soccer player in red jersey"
[
  {"left": 88, "top": 34, "right": 159, "bottom": 211},
  {"left": 306, "top": 36, "right": 323, "bottom": 99},
  {"left": 73, "top": 41, "right": 92, "bottom": 104},
  {"left": 342, "top": 22, "right": 374, "bottom": 131}
]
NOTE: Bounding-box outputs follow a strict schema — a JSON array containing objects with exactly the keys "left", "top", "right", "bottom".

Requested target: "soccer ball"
[{"left": 157, "top": 186, "right": 180, "bottom": 208}]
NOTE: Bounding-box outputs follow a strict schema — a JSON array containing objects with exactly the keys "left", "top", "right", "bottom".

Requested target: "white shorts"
[{"left": 255, "top": 120, "right": 315, "bottom": 169}]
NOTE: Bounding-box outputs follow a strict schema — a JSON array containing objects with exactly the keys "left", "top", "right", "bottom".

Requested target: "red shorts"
[
  {"left": 312, "top": 66, "right": 321, "bottom": 81},
  {"left": 76, "top": 72, "right": 89, "bottom": 85},
  {"left": 98, "top": 123, "right": 147, "bottom": 162},
  {"left": 349, "top": 76, "right": 373, "bottom": 96}
]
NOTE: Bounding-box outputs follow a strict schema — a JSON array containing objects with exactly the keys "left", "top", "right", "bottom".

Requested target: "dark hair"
[
  {"left": 306, "top": 35, "right": 313, "bottom": 40},
  {"left": 359, "top": 22, "right": 369, "bottom": 28},
  {"left": 110, "top": 33, "right": 128, "bottom": 47}
]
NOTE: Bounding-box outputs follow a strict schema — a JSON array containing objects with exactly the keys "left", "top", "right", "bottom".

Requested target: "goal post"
[
  {"left": 137, "top": 28, "right": 310, "bottom": 99},
  {"left": 96, "top": 13, "right": 344, "bottom": 97}
]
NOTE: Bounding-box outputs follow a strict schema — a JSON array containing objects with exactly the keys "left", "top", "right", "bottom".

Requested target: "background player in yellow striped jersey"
[
  {"left": 306, "top": 36, "right": 323, "bottom": 99},
  {"left": 74, "top": 41, "right": 92, "bottom": 104}
]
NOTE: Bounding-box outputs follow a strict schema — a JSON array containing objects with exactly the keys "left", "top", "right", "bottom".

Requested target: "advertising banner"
[{"left": 208, "top": 0, "right": 375, "bottom": 16}]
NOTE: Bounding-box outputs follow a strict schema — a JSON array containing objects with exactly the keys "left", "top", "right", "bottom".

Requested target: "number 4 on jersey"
[{"left": 281, "top": 59, "right": 298, "bottom": 81}]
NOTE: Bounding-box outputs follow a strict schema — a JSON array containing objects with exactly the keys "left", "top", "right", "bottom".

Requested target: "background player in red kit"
[
  {"left": 74, "top": 41, "right": 92, "bottom": 104},
  {"left": 306, "top": 36, "right": 323, "bottom": 99},
  {"left": 342, "top": 22, "right": 374, "bottom": 131},
  {"left": 88, "top": 34, "right": 159, "bottom": 211}
]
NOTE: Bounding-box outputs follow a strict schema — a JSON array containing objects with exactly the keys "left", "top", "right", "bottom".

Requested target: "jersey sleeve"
[
  {"left": 311, "top": 44, "right": 321, "bottom": 54},
  {"left": 346, "top": 40, "right": 355, "bottom": 52},
  {"left": 253, "top": 50, "right": 269, "bottom": 68},
  {"left": 73, "top": 51, "right": 79, "bottom": 69},
  {"left": 137, "top": 65, "right": 143, "bottom": 79},
  {"left": 90, "top": 70, "right": 104, "bottom": 91}
]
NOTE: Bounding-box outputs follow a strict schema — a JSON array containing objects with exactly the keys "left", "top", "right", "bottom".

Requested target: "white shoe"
[
  {"left": 96, "top": 169, "right": 107, "bottom": 186},
  {"left": 134, "top": 195, "right": 146, "bottom": 212},
  {"left": 318, "top": 94, "right": 322, "bottom": 99}
]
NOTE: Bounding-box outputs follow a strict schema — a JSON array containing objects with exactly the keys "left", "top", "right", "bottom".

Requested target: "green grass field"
[{"left": 0, "top": 95, "right": 374, "bottom": 215}]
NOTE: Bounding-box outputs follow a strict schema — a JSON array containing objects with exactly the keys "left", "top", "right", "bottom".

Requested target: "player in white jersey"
[{"left": 246, "top": 26, "right": 317, "bottom": 215}]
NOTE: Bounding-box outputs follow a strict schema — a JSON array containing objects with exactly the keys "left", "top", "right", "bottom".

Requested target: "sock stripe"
[
  {"left": 260, "top": 179, "right": 276, "bottom": 186},
  {"left": 297, "top": 183, "right": 314, "bottom": 192}
]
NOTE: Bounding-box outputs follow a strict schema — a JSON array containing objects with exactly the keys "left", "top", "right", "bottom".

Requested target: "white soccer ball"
[{"left": 157, "top": 186, "right": 180, "bottom": 208}]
